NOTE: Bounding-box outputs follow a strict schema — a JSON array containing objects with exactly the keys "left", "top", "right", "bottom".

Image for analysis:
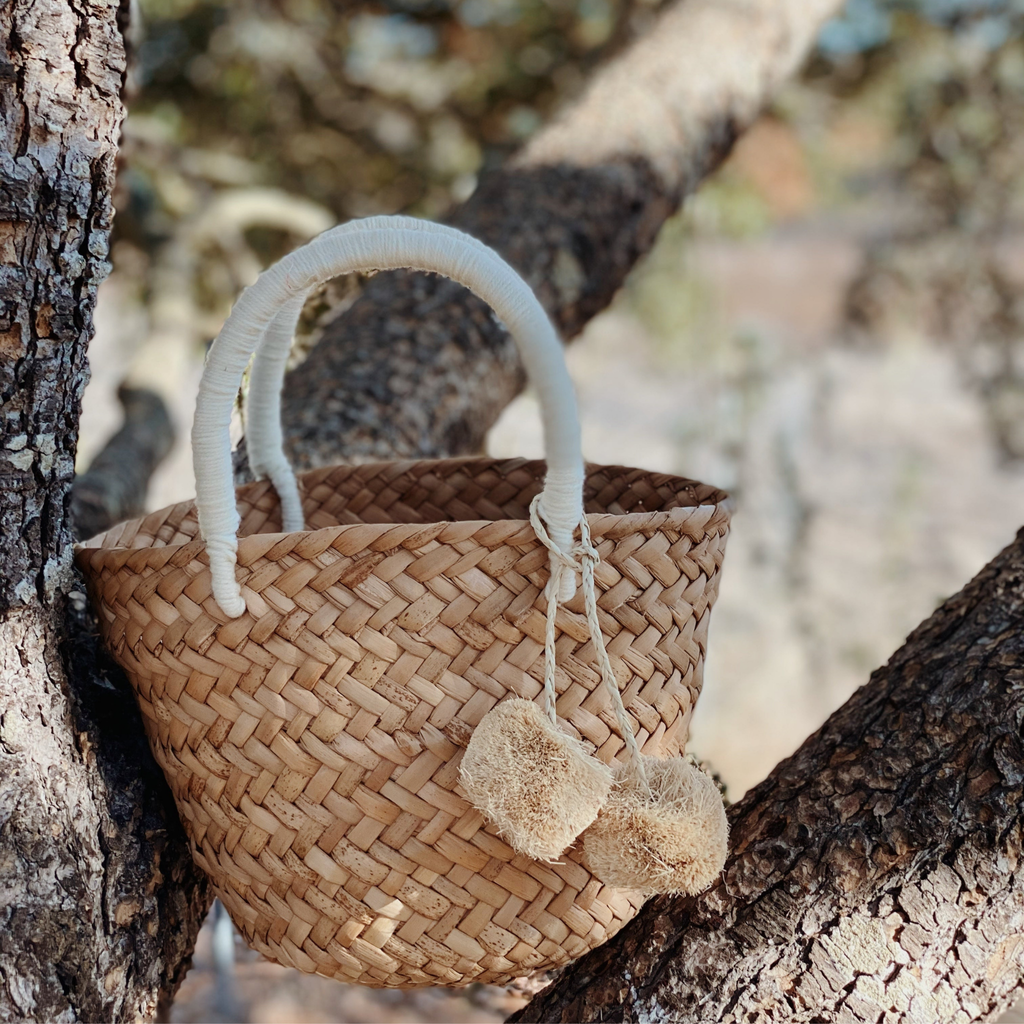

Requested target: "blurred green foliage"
[
  {"left": 807, "top": 9, "right": 1024, "bottom": 231},
  {"left": 116, "top": 0, "right": 1024, "bottom": 403},
  {"left": 122, "top": 0, "right": 666, "bottom": 243},
  {"left": 113, "top": 0, "right": 678, "bottom": 350},
  {"left": 622, "top": 2, "right": 1024, "bottom": 349}
]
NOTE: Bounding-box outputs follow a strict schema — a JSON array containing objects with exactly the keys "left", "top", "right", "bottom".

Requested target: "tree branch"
[
  {"left": 275, "top": 0, "right": 844, "bottom": 468},
  {"left": 73, "top": 385, "right": 175, "bottom": 540},
  {"left": 513, "top": 529, "right": 1024, "bottom": 1022}
]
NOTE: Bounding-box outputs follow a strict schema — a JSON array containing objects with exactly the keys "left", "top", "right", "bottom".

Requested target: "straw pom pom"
[
  {"left": 582, "top": 756, "right": 728, "bottom": 895},
  {"left": 460, "top": 698, "right": 613, "bottom": 862}
]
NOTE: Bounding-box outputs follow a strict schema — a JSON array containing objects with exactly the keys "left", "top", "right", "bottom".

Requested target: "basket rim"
[{"left": 75, "top": 456, "right": 733, "bottom": 559}]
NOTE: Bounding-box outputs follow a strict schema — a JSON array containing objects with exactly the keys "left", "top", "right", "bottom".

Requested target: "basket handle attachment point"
[{"left": 193, "top": 217, "right": 585, "bottom": 619}]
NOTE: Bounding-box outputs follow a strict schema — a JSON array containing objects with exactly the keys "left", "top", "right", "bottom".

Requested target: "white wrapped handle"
[{"left": 194, "top": 215, "right": 585, "bottom": 618}]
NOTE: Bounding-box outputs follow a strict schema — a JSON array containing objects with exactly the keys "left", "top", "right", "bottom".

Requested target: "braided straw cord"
[
  {"left": 77, "top": 457, "right": 730, "bottom": 988},
  {"left": 529, "top": 497, "right": 649, "bottom": 794}
]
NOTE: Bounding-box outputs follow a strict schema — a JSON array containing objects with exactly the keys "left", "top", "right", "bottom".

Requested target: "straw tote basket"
[{"left": 76, "top": 217, "right": 731, "bottom": 989}]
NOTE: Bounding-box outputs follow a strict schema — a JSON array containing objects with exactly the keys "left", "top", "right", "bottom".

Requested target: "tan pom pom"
[
  {"left": 460, "top": 698, "right": 613, "bottom": 862},
  {"left": 582, "top": 756, "right": 728, "bottom": 895}
]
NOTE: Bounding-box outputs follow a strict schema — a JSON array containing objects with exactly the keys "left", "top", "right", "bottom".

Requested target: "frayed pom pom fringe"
[
  {"left": 460, "top": 698, "right": 613, "bottom": 862},
  {"left": 582, "top": 756, "right": 728, "bottom": 895}
]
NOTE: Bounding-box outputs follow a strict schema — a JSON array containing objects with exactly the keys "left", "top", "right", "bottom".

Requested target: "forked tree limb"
[
  {"left": 513, "top": 530, "right": 1024, "bottom": 1022},
  {"left": 275, "top": 0, "right": 844, "bottom": 468}
]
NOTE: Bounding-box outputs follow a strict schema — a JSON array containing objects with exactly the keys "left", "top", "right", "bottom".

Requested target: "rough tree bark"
[
  {"left": 512, "top": 529, "right": 1024, "bottom": 1022},
  {"left": 0, "top": 4, "right": 207, "bottom": 1022}
]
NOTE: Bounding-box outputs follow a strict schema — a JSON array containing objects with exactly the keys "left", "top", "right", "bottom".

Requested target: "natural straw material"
[
  {"left": 80, "top": 215, "right": 730, "bottom": 987},
  {"left": 460, "top": 698, "right": 612, "bottom": 862},
  {"left": 582, "top": 756, "right": 729, "bottom": 896},
  {"left": 77, "top": 457, "right": 730, "bottom": 987},
  {"left": 458, "top": 498, "right": 651, "bottom": 864}
]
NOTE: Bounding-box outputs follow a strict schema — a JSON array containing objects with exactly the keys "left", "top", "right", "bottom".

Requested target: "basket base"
[{"left": 213, "top": 863, "right": 641, "bottom": 988}]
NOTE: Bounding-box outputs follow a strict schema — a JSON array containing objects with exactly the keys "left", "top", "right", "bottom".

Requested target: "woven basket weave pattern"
[{"left": 78, "top": 457, "right": 729, "bottom": 988}]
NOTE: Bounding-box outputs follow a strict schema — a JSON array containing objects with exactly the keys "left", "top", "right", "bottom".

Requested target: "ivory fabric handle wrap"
[
  {"left": 194, "top": 215, "right": 586, "bottom": 618},
  {"left": 243, "top": 293, "right": 308, "bottom": 536}
]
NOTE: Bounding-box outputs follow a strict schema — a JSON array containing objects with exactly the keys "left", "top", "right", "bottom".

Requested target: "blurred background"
[{"left": 76, "top": 0, "right": 1024, "bottom": 1019}]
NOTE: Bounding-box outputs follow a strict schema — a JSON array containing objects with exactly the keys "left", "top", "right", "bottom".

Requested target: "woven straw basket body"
[{"left": 77, "top": 455, "right": 729, "bottom": 988}]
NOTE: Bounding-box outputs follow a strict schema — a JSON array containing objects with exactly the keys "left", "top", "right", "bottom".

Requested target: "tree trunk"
[
  {"left": 513, "top": 529, "right": 1024, "bottom": 1022},
  {"left": 0, "top": 4, "right": 208, "bottom": 1021}
]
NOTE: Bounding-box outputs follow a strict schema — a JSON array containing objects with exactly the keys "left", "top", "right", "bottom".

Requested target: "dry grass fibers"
[
  {"left": 459, "top": 698, "right": 613, "bottom": 862},
  {"left": 582, "top": 756, "right": 728, "bottom": 895}
]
